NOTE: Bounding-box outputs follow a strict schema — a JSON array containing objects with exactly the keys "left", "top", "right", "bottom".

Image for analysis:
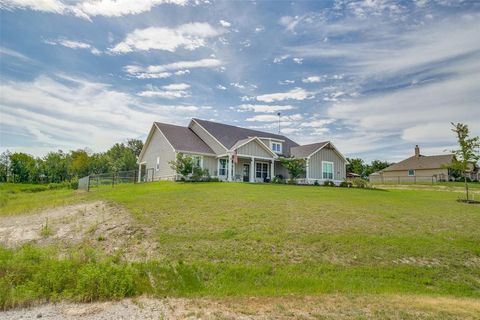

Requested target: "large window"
[
  {"left": 408, "top": 169, "right": 415, "bottom": 176},
  {"left": 256, "top": 162, "right": 269, "bottom": 179},
  {"left": 322, "top": 161, "right": 334, "bottom": 180},
  {"left": 219, "top": 159, "right": 227, "bottom": 176},
  {"left": 271, "top": 142, "right": 282, "bottom": 153}
]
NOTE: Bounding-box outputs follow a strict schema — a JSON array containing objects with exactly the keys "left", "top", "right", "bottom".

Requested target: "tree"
[
  {"left": 43, "top": 151, "right": 69, "bottom": 182},
  {"left": 364, "top": 160, "right": 391, "bottom": 177},
  {"left": 105, "top": 143, "right": 137, "bottom": 172},
  {"left": 0, "top": 150, "right": 11, "bottom": 182},
  {"left": 127, "top": 139, "right": 144, "bottom": 158},
  {"left": 9, "top": 152, "right": 36, "bottom": 183},
  {"left": 279, "top": 158, "right": 305, "bottom": 182},
  {"left": 450, "top": 122, "right": 480, "bottom": 201},
  {"left": 169, "top": 153, "right": 193, "bottom": 179},
  {"left": 69, "top": 149, "right": 91, "bottom": 178},
  {"left": 346, "top": 158, "right": 365, "bottom": 176}
]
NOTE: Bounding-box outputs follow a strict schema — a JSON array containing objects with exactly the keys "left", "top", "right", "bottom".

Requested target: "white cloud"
[
  {"left": 293, "top": 57, "right": 303, "bottom": 64},
  {"left": 246, "top": 114, "right": 303, "bottom": 122},
  {"left": 1, "top": 0, "right": 188, "bottom": 19},
  {"left": 230, "top": 82, "right": 245, "bottom": 89},
  {"left": 161, "top": 83, "right": 190, "bottom": 90},
  {"left": 0, "top": 46, "right": 32, "bottom": 61},
  {"left": 138, "top": 83, "right": 191, "bottom": 99},
  {"left": 280, "top": 128, "right": 301, "bottom": 134},
  {"left": 216, "top": 84, "right": 226, "bottom": 90},
  {"left": 302, "top": 76, "right": 321, "bottom": 83},
  {"left": 110, "top": 23, "right": 222, "bottom": 54},
  {"left": 124, "top": 58, "right": 222, "bottom": 78},
  {"left": 273, "top": 55, "right": 290, "bottom": 63},
  {"left": 219, "top": 19, "right": 231, "bottom": 27},
  {"left": 254, "top": 26, "right": 264, "bottom": 33},
  {"left": 0, "top": 75, "right": 197, "bottom": 153},
  {"left": 279, "top": 80, "right": 295, "bottom": 85},
  {"left": 45, "top": 38, "right": 101, "bottom": 55},
  {"left": 256, "top": 87, "right": 311, "bottom": 103},
  {"left": 237, "top": 104, "right": 294, "bottom": 113},
  {"left": 300, "top": 119, "right": 335, "bottom": 128}
]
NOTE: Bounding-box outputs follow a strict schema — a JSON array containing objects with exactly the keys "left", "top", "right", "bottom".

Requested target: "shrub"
[
  {"left": 323, "top": 180, "right": 335, "bottom": 187},
  {"left": 271, "top": 176, "right": 286, "bottom": 184},
  {"left": 352, "top": 178, "right": 369, "bottom": 188},
  {"left": 314, "top": 180, "right": 320, "bottom": 186},
  {"left": 209, "top": 177, "right": 221, "bottom": 182},
  {"left": 190, "top": 168, "right": 210, "bottom": 182},
  {"left": 20, "top": 186, "right": 48, "bottom": 193},
  {"left": 340, "top": 181, "right": 353, "bottom": 188}
]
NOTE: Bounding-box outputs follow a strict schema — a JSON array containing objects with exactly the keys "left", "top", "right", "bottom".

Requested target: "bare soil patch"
[
  {"left": 1, "top": 295, "right": 479, "bottom": 320},
  {"left": 0, "top": 201, "right": 157, "bottom": 260}
]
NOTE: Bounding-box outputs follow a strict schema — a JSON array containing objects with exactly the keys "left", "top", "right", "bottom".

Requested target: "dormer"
[{"left": 253, "top": 136, "right": 285, "bottom": 155}]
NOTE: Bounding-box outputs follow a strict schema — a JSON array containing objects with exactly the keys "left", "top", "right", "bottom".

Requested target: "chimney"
[{"left": 415, "top": 145, "right": 420, "bottom": 157}]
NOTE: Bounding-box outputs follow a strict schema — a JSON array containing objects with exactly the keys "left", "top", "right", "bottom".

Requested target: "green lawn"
[{"left": 1, "top": 182, "right": 480, "bottom": 309}]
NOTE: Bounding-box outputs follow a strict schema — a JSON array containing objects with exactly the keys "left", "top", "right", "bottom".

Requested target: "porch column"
[
  {"left": 249, "top": 157, "right": 255, "bottom": 182},
  {"left": 305, "top": 158, "right": 309, "bottom": 181},
  {"left": 270, "top": 159, "right": 275, "bottom": 179},
  {"left": 227, "top": 154, "right": 232, "bottom": 182},
  {"left": 137, "top": 163, "right": 142, "bottom": 182}
]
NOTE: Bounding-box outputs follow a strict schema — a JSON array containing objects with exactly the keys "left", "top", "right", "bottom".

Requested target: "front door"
[{"left": 243, "top": 164, "right": 250, "bottom": 182}]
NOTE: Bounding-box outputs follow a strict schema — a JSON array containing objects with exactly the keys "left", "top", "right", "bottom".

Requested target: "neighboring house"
[
  {"left": 138, "top": 118, "right": 347, "bottom": 184},
  {"left": 369, "top": 145, "right": 456, "bottom": 183}
]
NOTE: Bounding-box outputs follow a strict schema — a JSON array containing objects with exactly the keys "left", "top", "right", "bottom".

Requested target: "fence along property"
[{"left": 77, "top": 170, "right": 138, "bottom": 191}]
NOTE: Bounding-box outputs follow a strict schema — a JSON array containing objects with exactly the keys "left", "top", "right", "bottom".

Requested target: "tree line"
[
  {"left": 346, "top": 158, "right": 391, "bottom": 178},
  {"left": 0, "top": 139, "right": 143, "bottom": 184}
]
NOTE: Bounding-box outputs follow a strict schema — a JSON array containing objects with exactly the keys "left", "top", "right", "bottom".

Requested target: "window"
[
  {"left": 271, "top": 142, "right": 282, "bottom": 153},
  {"left": 256, "top": 162, "right": 269, "bottom": 179},
  {"left": 219, "top": 159, "right": 227, "bottom": 176},
  {"left": 322, "top": 161, "right": 334, "bottom": 180},
  {"left": 408, "top": 169, "right": 415, "bottom": 176},
  {"left": 192, "top": 155, "right": 202, "bottom": 168},
  {"left": 156, "top": 157, "right": 160, "bottom": 171}
]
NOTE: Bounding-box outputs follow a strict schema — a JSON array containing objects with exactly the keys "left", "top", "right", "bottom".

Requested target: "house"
[
  {"left": 138, "top": 118, "right": 347, "bottom": 184},
  {"left": 369, "top": 145, "right": 455, "bottom": 183}
]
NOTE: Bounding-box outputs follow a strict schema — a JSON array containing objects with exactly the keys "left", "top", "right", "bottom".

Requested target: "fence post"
[
  {"left": 112, "top": 173, "right": 115, "bottom": 187},
  {"left": 87, "top": 176, "right": 90, "bottom": 192},
  {"left": 414, "top": 176, "right": 416, "bottom": 184},
  {"left": 398, "top": 176, "right": 400, "bottom": 184}
]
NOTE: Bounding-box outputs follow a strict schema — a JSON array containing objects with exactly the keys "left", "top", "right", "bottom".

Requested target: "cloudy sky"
[{"left": 1, "top": 0, "right": 479, "bottom": 161}]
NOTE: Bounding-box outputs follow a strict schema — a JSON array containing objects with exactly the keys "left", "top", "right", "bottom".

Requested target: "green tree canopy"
[{"left": 279, "top": 157, "right": 305, "bottom": 182}]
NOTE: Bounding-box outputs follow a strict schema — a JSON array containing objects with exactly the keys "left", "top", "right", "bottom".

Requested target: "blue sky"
[{"left": 1, "top": 0, "right": 479, "bottom": 162}]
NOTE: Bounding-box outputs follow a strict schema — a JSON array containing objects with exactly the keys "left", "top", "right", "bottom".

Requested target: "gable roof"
[
  {"left": 383, "top": 154, "right": 455, "bottom": 172},
  {"left": 191, "top": 118, "right": 299, "bottom": 156},
  {"left": 231, "top": 136, "right": 278, "bottom": 158},
  {"left": 290, "top": 141, "right": 329, "bottom": 158},
  {"left": 155, "top": 122, "right": 215, "bottom": 155}
]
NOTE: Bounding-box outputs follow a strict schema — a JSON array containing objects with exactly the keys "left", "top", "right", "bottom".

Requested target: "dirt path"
[
  {"left": 0, "top": 201, "right": 157, "bottom": 260},
  {"left": 2, "top": 295, "right": 479, "bottom": 319}
]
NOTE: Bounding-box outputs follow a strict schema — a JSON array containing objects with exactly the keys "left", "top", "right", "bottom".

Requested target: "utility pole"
[{"left": 277, "top": 112, "right": 281, "bottom": 134}]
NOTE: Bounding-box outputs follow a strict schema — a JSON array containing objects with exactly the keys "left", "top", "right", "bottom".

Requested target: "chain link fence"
[{"left": 78, "top": 170, "right": 138, "bottom": 191}]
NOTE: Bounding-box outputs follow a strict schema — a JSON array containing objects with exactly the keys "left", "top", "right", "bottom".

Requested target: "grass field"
[{"left": 1, "top": 181, "right": 479, "bottom": 314}]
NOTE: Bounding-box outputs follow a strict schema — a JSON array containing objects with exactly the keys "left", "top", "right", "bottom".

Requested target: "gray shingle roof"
[
  {"left": 383, "top": 154, "right": 455, "bottom": 171},
  {"left": 192, "top": 118, "right": 299, "bottom": 156},
  {"left": 155, "top": 122, "right": 215, "bottom": 154},
  {"left": 290, "top": 141, "right": 329, "bottom": 158}
]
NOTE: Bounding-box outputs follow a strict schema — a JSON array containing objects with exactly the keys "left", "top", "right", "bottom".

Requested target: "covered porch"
[{"left": 217, "top": 155, "right": 276, "bottom": 182}]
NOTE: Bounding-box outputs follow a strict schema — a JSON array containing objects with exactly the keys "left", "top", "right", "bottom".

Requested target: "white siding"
[
  {"left": 140, "top": 128, "right": 176, "bottom": 180},
  {"left": 237, "top": 140, "right": 272, "bottom": 158}
]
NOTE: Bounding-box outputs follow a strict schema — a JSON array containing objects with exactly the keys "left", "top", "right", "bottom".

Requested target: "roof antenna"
[{"left": 277, "top": 112, "right": 281, "bottom": 134}]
